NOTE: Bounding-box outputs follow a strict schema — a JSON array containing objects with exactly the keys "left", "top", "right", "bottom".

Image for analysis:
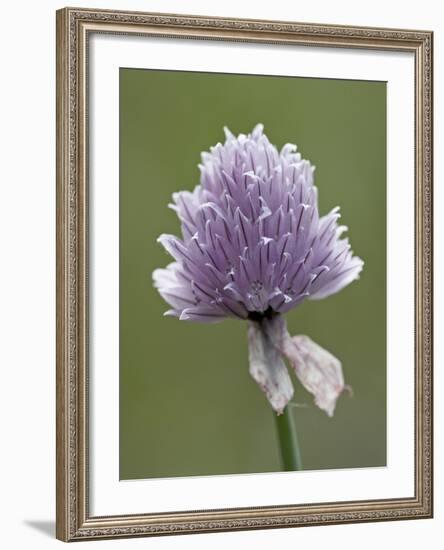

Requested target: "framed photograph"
[{"left": 56, "top": 7, "right": 433, "bottom": 541}]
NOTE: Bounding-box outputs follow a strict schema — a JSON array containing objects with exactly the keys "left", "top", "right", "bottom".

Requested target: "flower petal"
[
  {"left": 179, "top": 306, "right": 226, "bottom": 323},
  {"left": 309, "top": 257, "right": 364, "bottom": 300},
  {"left": 247, "top": 320, "right": 294, "bottom": 415},
  {"left": 158, "top": 287, "right": 197, "bottom": 310}
]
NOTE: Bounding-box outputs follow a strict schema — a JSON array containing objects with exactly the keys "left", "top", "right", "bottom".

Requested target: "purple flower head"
[
  {"left": 153, "top": 125, "right": 363, "bottom": 415},
  {"left": 154, "top": 124, "right": 363, "bottom": 322}
]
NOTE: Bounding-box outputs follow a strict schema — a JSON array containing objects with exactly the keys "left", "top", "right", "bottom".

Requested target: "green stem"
[{"left": 275, "top": 405, "right": 303, "bottom": 471}]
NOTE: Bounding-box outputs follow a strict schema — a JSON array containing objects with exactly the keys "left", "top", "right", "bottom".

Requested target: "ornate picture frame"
[{"left": 56, "top": 7, "right": 433, "bottom": 541}]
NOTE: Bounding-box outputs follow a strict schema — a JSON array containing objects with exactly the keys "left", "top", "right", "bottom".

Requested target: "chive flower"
[{"left": 153, "top": 125, "right": 363, "bottom": 416}]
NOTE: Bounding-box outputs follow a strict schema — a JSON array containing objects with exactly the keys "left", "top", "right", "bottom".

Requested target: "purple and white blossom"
[{"left": 153, "top": 124, "right": 363, "bottom": 415}]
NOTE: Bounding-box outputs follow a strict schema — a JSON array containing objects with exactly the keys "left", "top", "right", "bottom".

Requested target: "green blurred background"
[{"left": 119, "top": 68, "right": 386, "bottom": 480}]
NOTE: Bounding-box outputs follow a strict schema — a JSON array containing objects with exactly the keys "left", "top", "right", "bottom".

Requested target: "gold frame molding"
[{"left": 56, "top": 7, "right": 433, "bottom": 542}]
